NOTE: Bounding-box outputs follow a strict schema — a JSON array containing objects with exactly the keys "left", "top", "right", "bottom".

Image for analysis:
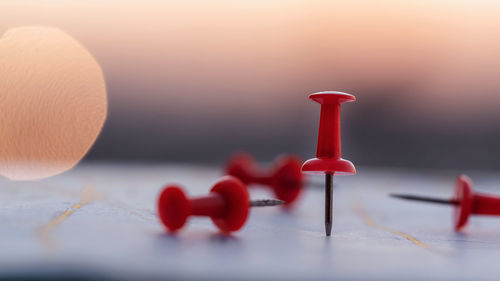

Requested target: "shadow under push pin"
[
  {"left": 157, "top": 176, "right": 284, "bottom": 233},
  {"left": 226, "top": 153, "right": 304, "bottom": 207},
  {"left": 391, "top": 174, "right": 500, "bottom": 231},
  {"left": 302, "top": 91, "right": 356, "bottom": 236}
]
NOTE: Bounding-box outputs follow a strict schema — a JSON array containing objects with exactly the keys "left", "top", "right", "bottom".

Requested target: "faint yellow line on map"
[
  {"left": 108, "top": 201, "right": 157, "bottom": 222},
  {"left": 38, "top": 186, "right": 102, "bottom": 250},
  {"left": 352, "top": 200, "right": 430, "bottom": 249},
  {"left": 127, "top": 208, "right": 156, "bottom": 222}
]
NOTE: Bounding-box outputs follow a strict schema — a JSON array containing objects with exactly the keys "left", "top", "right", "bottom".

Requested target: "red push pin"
[
  {"left": 302, "top": 91, "right": 356, "bottom": 236},
  {"left": 157, "top": 176, "right": 284, "bottom": 233},
  {"left": 391, "top": 174, "right": 500, "bottom": 231},
  {"left": 225, "top": 153, "right": 304, "bottom": 207}
]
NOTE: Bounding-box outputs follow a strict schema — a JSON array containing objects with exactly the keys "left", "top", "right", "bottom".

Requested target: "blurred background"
[{"left": 2, "top": 0, "right": 500, "bottom": 170}]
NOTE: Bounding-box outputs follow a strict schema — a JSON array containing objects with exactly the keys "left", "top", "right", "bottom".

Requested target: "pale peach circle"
[{"left": 0, "top": 26, "right": 107, "bottom": 180}]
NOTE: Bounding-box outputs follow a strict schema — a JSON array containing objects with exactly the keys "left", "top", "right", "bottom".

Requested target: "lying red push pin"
[
  {"left": 302, "top": 91, "right": 356, "bottom": 236},
  {"left": 391, "top": 174, "right": 500, "bottom": 231},
  {"left": 225, "top": 153, "right": 304, "bottom": 207},
  {"left": 157, "top": 176, "right": 284, "bottom": 233}
]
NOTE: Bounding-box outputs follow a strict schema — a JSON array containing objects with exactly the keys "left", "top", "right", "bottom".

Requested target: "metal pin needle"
[
  {"left": 250, "top": 199, "right": 286, "bottom": 207},
  {"left": 325, "top": 173, "right": 333, "bottom": 236},
  {"left": 390, "top": 193, "right": 459, "bottom": 205}
]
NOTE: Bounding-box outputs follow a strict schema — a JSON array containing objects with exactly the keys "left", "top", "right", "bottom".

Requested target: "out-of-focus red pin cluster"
[{"left": 225, "top": 152, "right": 304, "bottom": 207}]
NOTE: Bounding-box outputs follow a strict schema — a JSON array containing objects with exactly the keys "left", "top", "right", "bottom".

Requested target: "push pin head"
[
  {"left": 226, "top": 153, "right": 303, "bottom": 206},
  {"left": 226, "top": 153, "right": 256, "bottom": 185},
  {"left": 453, "top": 174, "right": 473, "bottom": 230},
  {"left": 302, "top": 91, "right": 356, "bottom": 175},
  {"left": 158, "top": 176, "right": 284, "bottom": 233}
]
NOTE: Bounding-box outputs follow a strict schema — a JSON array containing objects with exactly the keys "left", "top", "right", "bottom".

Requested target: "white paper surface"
[{"left": 1, "top": 164, "right": 500, "bottom": 280}]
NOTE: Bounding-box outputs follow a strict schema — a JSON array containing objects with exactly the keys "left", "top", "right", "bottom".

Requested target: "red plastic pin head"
[
  {"left": 226, "top": 152, "right": 304, "bottom": 206},
  {"left": 225, "top": 153, "right": 256, "bottom": 185},
  {"left": 157, "top": 186, "right": 191, "bottom": 232},
  {"left": 157, "top": 176, "right": 249, "bottom": 233},
  {"left": 271, "top": 155, "right": 303, "bottom": 204},
  {"left": 453, "top": 174, "right": 473, "bottom": 231},
  {"left": 453, "top": 174, "right": 500, "bottom": 231},
  {"left": 302, "top": 91, "right": 356, "bottom": 175},
  {"left": 210, "top": 176, "right": 250, "bottom": 232}
]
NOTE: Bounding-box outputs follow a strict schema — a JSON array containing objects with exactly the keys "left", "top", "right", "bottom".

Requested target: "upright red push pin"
[
  {"left": 225, "top": 153, "right": 304, "bottom": 207},
  {"left": 302, "top": 91, "right": 356, "bottom": 236},
  {"left": 157, "top": 176, "right": 284, "bottom": 233},
  {"left": 391, "top": 174, "right": 500, "bottom": 231}
]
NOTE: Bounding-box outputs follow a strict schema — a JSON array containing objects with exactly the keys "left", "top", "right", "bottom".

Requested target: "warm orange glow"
[{"left": 0, "top": 26, "right": 107, "bottom": 180}]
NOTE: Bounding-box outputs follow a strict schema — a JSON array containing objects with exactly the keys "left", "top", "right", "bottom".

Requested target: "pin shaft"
[
  {"left": 390, "top": 193, "right": 459, "bottom": 205},
  {"left": 308, "top": 180, "right": 337, "bottom": 189},
  {"left": 250, "top": 199, "right": 286, "bottom": 207},
  {"left": 325, "top": 173, "right": 333, "bottom": 236}
]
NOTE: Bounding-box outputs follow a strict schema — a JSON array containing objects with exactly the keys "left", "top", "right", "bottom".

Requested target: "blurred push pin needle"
[
  {"left": 157, "top": 176, "right": 284, "bottom": 233},
  {"left": 391, "top": 174, "right": 500, "bottom": 231},
  {"left": 302, "top": 91, "right": 356, "bottom": 236}
]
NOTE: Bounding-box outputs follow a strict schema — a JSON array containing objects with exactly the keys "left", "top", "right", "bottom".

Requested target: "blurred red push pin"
[
  {"left": 302, "top": 91, "right": 356, "bottom": 236},
  {"left": 226, "top": 153, "right": 304, "bottom": 207},
  {"left": 391, "top": 174, "right": 500, "bottom": 231},
  {"left": 157, "top": 176, "right": 284, "bottom": 233}
]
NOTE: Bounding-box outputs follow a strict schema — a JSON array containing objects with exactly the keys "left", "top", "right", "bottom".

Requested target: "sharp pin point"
[{"left": 389, "top": 193, "right": 459, "bottom": 205}]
